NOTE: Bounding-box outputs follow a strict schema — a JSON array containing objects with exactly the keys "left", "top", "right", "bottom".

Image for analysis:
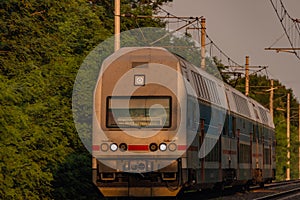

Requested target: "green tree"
[{"left": 0, "top": 0, "right": 172, "bottom": 199}]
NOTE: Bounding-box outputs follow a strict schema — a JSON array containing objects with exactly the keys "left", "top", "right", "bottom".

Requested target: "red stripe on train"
[
  {"left": 92, "top": 145, "right": 100, "bottom": 151},
  {"left": 223, "top": 150, "right": 237, "bottom": 155},
  {"left": 128, "top": 145, "right": 149, "bottom": 151},
  {"left": 177, "top": 145, "right": 187, "bottom": 150}
]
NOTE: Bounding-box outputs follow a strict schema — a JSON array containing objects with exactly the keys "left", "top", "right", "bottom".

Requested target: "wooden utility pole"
[
  {"left": 286, "top": 92, "right": 290, "bottom": 181},
  {"left": 299, "top": 104, "right": 300, "bottom": 179},
  {"left": 114, "top": 0, "right": 120, "bottom": 51},
  {"left": 200, "top": 18, "right": 206, "bottom": 69},
  {"left": 270, "top": 79, "right": 274, "bottom": 120},
  {"left": 245, "top": 56, "right": 250, "bottom": 96}
]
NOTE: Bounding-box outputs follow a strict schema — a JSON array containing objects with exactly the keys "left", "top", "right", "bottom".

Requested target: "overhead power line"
[
  {"left": 156, "top": 6, "right": 270, "bottom": 82},
  {"left": 266, "top": 0, "right": 300, "bottom": 60},
  {"left": 157, "top": 6, "right": 244, "bottom": 68}
]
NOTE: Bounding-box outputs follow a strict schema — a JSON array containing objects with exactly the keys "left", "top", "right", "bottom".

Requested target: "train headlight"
[
  {"left": 119, "top": 143, "right": 127, "bottom": 152},
  {"left": 101, "top": 143, "right": 109, "bottom": 152},
  {"left": 110, "top": 143, "right": 118, "bottom": 152},
  {"left": 134, "top": 75, "right": 145, "bottom": 86},
  {"left": 168, "top": 143, "right": 177, "bottom": 151},
  {"left": 159, "top": 143, "right": 167, "bottom": 151},
  {"left": 149, "top": 143, "right": 158, "bottom": 152}
]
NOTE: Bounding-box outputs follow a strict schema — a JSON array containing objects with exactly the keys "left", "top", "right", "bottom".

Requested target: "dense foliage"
[{"left": 0, "top": 0, "right": 171, "bottom": 199}]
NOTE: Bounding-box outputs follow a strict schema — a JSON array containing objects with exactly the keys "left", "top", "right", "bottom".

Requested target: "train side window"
[
  {"left": 200, "top": 119, "right": 205, "bottom": 134},
  {"left": 232, "top": 116, "right": 236, "bottom": 138},
  {"left": 222, "top": 115, "right": 229, "bottom": 136},
  {"left": 258, "top": 125, "right": 262, "bottom": 143},
  {"left": 252, "top": 104, "right": 260, "bottom": 120},
  {"left": 197, "top": 74, "right": 204, "bottom": 99},
  {"left": 191, "top": 72, "right": 201, "bottom": 97},
  {"left": 205, "top": 137, "right": 219, "bottom": 162},
  {"left": 239, "top": 144, "right": 251, "bottom": 163},
  {"left": 187, "top": 98, "right": 199, "bottom": 131},
  {"left": 199, "top": 119, "right": 205, "bottom": 136},
  {"left": 263, "top": 148, "right": 271, "bottom": 165},
  {"left": 201, "top": 76, "right": 210, "bottom": 101},
  {"left": 253, "top": 124, "right": 256, "bottom": 141},
  {"left": 198, "top": 119, "right": 205, "bottom": 148}
]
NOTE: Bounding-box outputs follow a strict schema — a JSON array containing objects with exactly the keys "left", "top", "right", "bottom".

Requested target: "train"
[{"left": 92, "top": 47, "right": 276, "bottom": 197}]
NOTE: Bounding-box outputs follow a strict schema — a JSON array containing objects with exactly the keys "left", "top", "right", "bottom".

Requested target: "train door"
[
  {"left": 250, "top": 132, "right": 253, "bottom": 180},
  {"left": 198, "top": 119, "right": 205, "bottom": 183},
  {"left": 252, "top": 123, "right": 263, "bottom": 185},
  {"left": 262, "top": 135, "right": 265, "bottom": 177},
  {"left": 232, "top": 116, "right": 236, "bottom": 138},
  {"left": 236, "top": 128, "right": 240, "bottom": 179},
  {"left": 187, "top": 98, "right": 199, "bottom": 184},
  {"left": 272, "top": 136, "right": 276, "bottom": 180},
  {"left": 231, "top": 116, "right": 237, "bottom": 170}
]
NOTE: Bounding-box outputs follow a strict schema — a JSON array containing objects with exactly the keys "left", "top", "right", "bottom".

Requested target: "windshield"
[{"left": 107, "top": 96, "right": 171, "bottom": 128}]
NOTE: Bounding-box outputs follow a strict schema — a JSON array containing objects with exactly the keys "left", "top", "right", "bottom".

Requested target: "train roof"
[
  {"left": 100, "top": 47, "right": 176, "bottom": 72},
  {"left": 177, "top": 54, "right": 275, "bottom": 129},
  {"left": 100, "top": 47, "right": 274, "bottom": 129}
]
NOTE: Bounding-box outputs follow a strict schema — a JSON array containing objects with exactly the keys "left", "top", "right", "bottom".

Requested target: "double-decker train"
[{"left": 92, "top": 47, "right": 275, "bottom": 197}]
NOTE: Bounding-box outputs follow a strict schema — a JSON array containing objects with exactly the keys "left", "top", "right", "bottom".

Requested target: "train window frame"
[
  {"left": 198, "top": 119, "right": 205, "bottom": 150},
  {"left": 205, "top": 137, "right": 220, "bottom": 162},
  {"left": 222, "top": 115, "right": 229, "bottom": 136},
  {"left": 263, "top": 148, "right": 271, "bottom": 165},
  {"left": 230, "top": 116, "right": 236, "bottom": 138},
  {"left": 258, "top": 106, "right": 268, "bottom": 124},
  {"left": 232, "top": 92, "right": 250, "bottom": 117},
  {"left": 191, "top": 72, "right": 201, "bottom": 97},
  {"left": 239, "top": 143, "right": 251, "bottom": 163},
  {"left": 252, "top": 103, "right": 260, "bottom": 120},
  {"left": 191, "top": 71, "right": 212, "bottom": 101},
  {"left": 200, "top": 76, "right": 210, "bottom": 101},
  {"left": 253, "top": 124, "right": 257, "bottom": 141},
  {"left": 106, "top": 96, "right": 172, "bottom": 129}
]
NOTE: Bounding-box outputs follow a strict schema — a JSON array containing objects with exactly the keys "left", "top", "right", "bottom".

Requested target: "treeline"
[{"left": 0, "top": 0, "right": 171, "bottom": 199}]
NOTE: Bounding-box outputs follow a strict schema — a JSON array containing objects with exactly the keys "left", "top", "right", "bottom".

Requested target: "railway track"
[
  {"left": 252, "top": 180, "right": 300, "bottom": 200},
  {"left": 256, "top": 179, "right": 300, "bottom": 190},
  {"left": 253, "top": 187, "right": 300, "bottom": 200},
  {"left": 181, "top": 179, "right": 300, "bottom": 200},
  {"left": 100, "top": 180, "right": 300, "bottom": 200}
]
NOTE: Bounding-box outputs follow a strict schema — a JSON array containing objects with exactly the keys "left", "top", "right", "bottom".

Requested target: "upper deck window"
[
  {"left": 232, "top": 92, "right": 250, "bottom": 117},
  {"left": 259, "top": 107, "right": 268, "bottom": 124},
  {"left": 191, "top": 71, "right": 220, "bottom": 104},
  {"left": 107, "top": 96, "right": 171, "bottom": 128}
]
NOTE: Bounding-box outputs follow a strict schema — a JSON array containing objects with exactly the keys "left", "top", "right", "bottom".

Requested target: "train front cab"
[{"left": 92, "top": 47, "right": 187, "bottom": 197}]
